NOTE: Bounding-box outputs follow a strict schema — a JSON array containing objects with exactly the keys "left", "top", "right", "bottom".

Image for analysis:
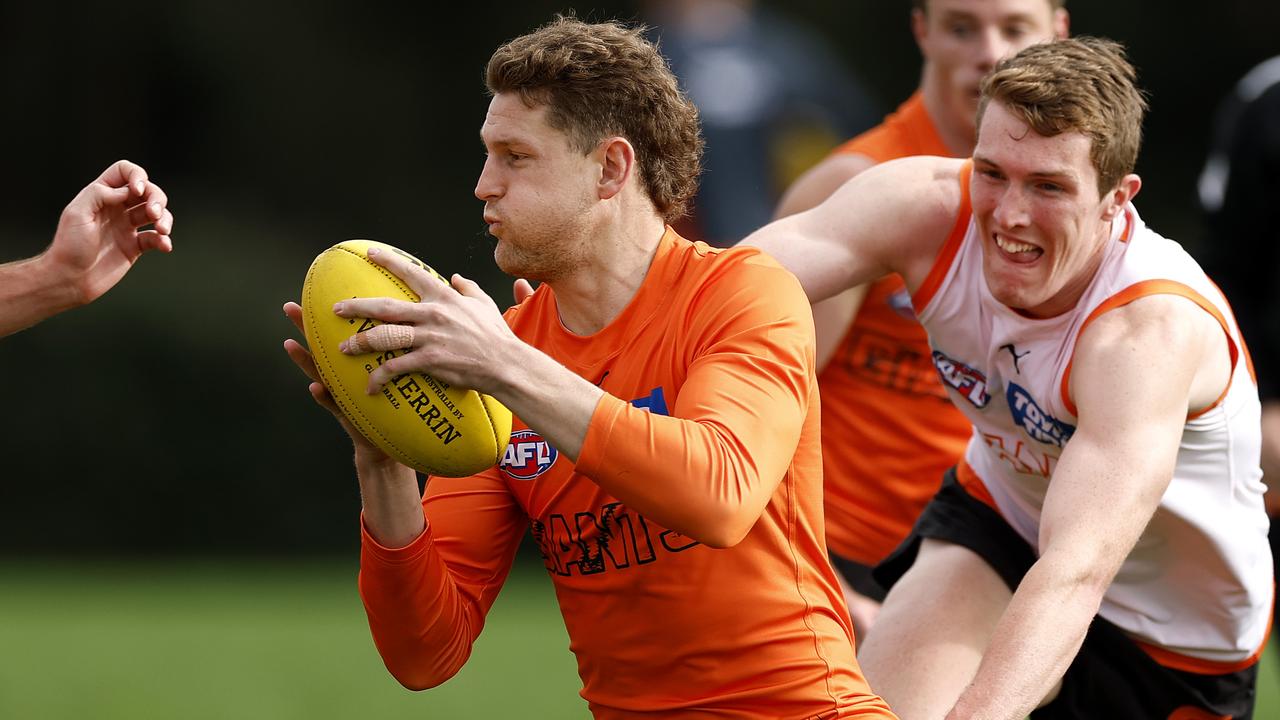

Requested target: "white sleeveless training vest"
[{"left": 915, "top": 175, "right": 1272, "bottom": 667}]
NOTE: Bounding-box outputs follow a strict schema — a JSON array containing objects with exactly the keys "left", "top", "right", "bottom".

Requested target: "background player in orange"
[
  {"left": 745, "top": 37, "right": 1269, "bottom": 719},
  {"left": 773, "top": 0, "right": 1068, "bottom": 634},
  {"left": 0, "top": 160, "right": 174, "bottom": 337},
  {"left": 283, "top": 16, "right": 896, "bottom": 719}
]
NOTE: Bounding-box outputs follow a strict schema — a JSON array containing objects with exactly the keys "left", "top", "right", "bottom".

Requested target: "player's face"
[
  {"left": 915, "top": 0, "right": 1066, "bottom": 141},
  {"left": 475, "top": 93, "right": 599, "bottom": 281},
  {"left": 971, "top": 101, "right": 1127, "bottom": 318}
]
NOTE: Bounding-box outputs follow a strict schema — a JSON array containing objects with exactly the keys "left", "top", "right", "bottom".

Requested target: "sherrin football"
[{"left": 301, "top": 240, "right": 512, "bottom": 476}]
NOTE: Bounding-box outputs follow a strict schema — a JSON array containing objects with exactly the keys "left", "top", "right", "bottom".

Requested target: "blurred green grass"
[
  {"left": 0, "top": 559, "right": 1276, "bottom": 718},
  {"left": 0, "top": 559, "right": 589, "bottom": 719}
]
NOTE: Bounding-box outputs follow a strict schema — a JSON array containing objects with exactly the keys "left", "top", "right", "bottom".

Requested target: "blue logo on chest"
[
  {"left": 630, "top": 386, "right": 670, "bottom": 416},
  {"left": 1007, "top": 382, "right": 1075, "bottom": 448}
]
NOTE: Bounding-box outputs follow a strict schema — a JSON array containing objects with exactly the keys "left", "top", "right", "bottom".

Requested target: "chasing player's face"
[
  {"left": 915, "top": 0, "right": 1066, "bottom": 143},
  {"left": 476, "top": 92, "right": 598, "bottom": 281},
  {"left": 971, "top": 101, "right": 1132, "bottom": 318}
]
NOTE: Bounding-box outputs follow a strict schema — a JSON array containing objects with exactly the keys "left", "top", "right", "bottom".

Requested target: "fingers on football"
[
  {"left": 342, "top": 323, "right": 414, "bottom": 354},
  {"left": 283, "top": 339, "right": 342, "bottom": 417},
  {"left": 333, "top": 297, "right": 419, "bottom": 323},
  {"left": 365, "top": 353, "right": 418, "bottom": 394},
  {"left": 283, "top": 338, "right": 323, "bottom": 385},
  {"left": 365, "top": 247, "right": 446, "bottom": 299},
  {"left": 283, "top": 302, "right": 306, "bottom": 333},
  {"left": 307, "top": 381, "right": 343, "bottom": 415}
]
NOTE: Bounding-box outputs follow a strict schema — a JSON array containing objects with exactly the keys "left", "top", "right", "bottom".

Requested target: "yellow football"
[{"left": 301, "top": 239, "right": 512, "bottom": 476}]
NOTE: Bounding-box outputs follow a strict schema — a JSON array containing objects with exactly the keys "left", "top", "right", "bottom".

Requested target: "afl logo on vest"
[{"left": 499, "top": 429, "right": 558, "bottom": 480}]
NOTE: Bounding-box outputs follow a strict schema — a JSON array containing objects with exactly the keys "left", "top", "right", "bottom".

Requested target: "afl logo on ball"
[{"left": 499, "top": 429, "right": 558, "bottom": 480}]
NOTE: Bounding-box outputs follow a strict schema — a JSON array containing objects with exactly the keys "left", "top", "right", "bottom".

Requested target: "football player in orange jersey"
[{"left": 284, "top": 16, "right": 897, "bottom": 719}]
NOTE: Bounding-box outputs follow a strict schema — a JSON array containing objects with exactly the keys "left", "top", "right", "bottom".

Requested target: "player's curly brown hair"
[
  {"left": 977, "top": 36, "right": 1148, "bottom": 195},
  {"left": 485, "top": 16, "right": 704, "bottom": 224}
]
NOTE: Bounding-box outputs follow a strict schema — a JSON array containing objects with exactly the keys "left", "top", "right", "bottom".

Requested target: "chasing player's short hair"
[
  {"left": 485, "top": 15, "right": 703, "bottom": 223},
  {"left": 977, "top": 36, "right": 1148, "bottom": 195}
]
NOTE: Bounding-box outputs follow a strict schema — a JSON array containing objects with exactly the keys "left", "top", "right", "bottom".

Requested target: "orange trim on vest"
[
  {"left": 912, "top": 160, "right": 973, "bottom": 311},
  {"left": 1207, "top": 278, "right": 1258, "bottom": 386},
  {"left": 1242, "top": 336, "right": 1258, "bottom": 386},
  {"left": 1166, "top": 708, "right": 1230, "bottom": 720},
  {"left": 1059, "top": 280, "right": 1240, "bottom": 419},
  {"left": 1117, "top": 210, "right": 1134, "bottom": 243},
  {"left": 1136, "top": 585, "right": 1272, "bottom": 676},
  {"left": 955, "top": 460, "right": 1000, "bottom": 514}
]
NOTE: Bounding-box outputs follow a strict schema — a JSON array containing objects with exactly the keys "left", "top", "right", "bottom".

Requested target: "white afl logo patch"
[{"left": 499, "top": 429, "right": 558, "bottom": 480}]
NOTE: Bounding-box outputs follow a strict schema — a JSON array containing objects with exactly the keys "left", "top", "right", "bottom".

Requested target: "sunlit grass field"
[
  {"left": 0, "top": 558, "right": 589, "bottom": 719},
  {"left": 0, "top": 558, "right": 1276, "bottom": 718}
]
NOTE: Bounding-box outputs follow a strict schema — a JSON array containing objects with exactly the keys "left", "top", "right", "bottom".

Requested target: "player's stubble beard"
[{"left": 490, "top": 197, "right": 595, "bottom": 284}]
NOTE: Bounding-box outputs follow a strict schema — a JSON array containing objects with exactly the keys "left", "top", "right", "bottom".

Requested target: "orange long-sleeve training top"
[
  {"left": 820, "top": 92, "right": 974, "bottom": 566},
  {"left": 358, "top": 229, "right": 896, "bottom": 719}
]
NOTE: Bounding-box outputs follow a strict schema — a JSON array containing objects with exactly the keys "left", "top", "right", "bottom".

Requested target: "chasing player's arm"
[
  {"left": 945, "top": 296, "right": 1230, "bottom": 719},
  {"left": 773, "top": 152, "right": 877, "bottom": 370},
  {"left": 741, "top": 155, "right": 962, "bottom": 306}
]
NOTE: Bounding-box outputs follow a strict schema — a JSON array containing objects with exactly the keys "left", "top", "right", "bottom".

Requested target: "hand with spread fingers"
[
  {"left": 49, "top": 159, "right": 175, "bottom": 303},
  {"left": 334, "top": 246, "right": 523, "bottom": 397},
  {"left": 1, "top": 159, "right": 175, "bottom": 337}
]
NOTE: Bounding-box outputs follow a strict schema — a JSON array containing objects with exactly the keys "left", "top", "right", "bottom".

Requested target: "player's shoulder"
[
  {"left": 1072, "top": 291, "right": 1222, "bottom": 408},
  {"left": 669, "top": 237, "right": 811, "bottom": 322},
  {"left": 677, "top": 234, "right": 800, "bottom": 287},
  {"left": 1081, "top": 291, "right": 1218, "bottom": 352}
]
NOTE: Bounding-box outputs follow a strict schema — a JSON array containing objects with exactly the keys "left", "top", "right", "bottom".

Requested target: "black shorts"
[
  {"left": 874, "top": 468, "right": 1259, "bottom": 720},
  {"left": 828, "top": 551, "right": 888, "bottom": 603}
]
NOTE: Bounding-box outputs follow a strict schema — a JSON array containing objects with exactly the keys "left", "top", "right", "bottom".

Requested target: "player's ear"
[
  {"left": 597, "top": 136, "right": 635, "bottom": 201},
  {"left": 1053, "top": 8, "right": 1070, "bottom": 39},
  {"left": 1102, "top": 174, "right": 1142, "bottom": 221},
  {"left": 911, "top": 7, "right": 929, "bottom": 53}
]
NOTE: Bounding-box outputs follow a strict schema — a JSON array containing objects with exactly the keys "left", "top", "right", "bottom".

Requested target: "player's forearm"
[
  {"left": 359, "top": 522, "right": 482, "bottom": 690},
  {"left": 486, "top": 340, "right": 602, "bottom": 461},
  {"left": 0, "top": 254, "right": 81, "bottom": 337},
  {"left": 946, "top": 547, "right": 1108, "bottom": 719},
  {"left": 576, "top": 394, "right": 797, "bottom": 548},
  {"left": 489, "top": 350, "right": 775, "bottom": 547},
  {"left": 355, "top": 450, "right": 426, "bottom": 548}
]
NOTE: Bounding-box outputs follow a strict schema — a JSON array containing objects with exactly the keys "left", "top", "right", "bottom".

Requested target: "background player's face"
[
  {"left": 971, "top": 101, "right": 1130, "bottom": 318},
  {"left": 476, "top": 93, "right": 599, "bottom": 282},
  {"left": 914, "top": 0, "right": 1066, "bottom": 142}
]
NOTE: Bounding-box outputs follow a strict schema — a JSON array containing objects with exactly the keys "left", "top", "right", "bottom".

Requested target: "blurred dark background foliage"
[{"left": 2, "top": 0, "right": 1276, "bottom": 555}]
